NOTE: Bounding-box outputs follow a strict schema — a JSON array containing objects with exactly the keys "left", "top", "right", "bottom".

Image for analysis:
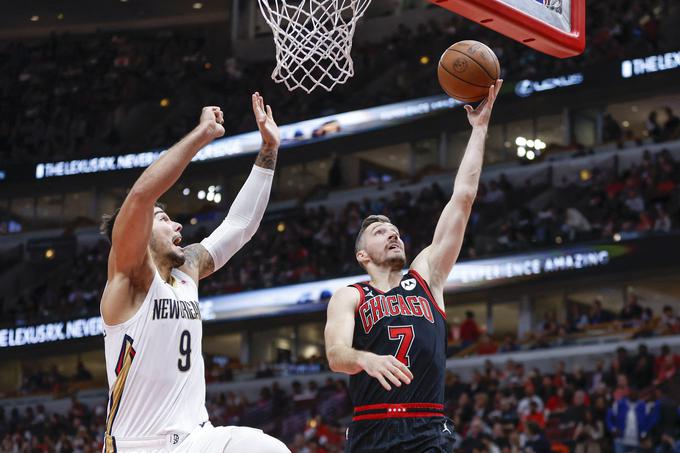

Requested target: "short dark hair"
[
  {"left": 100, "top": 201, "right": 165, "bottom": 244},
  {"left": 354, "top": 215, "right": 392, "bottom": 253}
]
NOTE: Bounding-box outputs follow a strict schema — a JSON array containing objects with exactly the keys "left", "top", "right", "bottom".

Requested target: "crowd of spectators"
[
  {"left": 2, "top": 143, "right": 679, "bottom": 328},
  {"left": 18, "top": 361, "right": 93, "bottom": 397},
  {"left": 450, "top": 297, "right": 680, "bottom": 357},
  {"left": 0, "top": 0, "right": 670, "bottom": 165},
  {"left": 2, "top": 344, "right": 679, "bottom": 452}
]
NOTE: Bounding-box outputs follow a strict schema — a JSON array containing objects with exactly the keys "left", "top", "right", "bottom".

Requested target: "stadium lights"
[
  {"left": 419, "top": 56, "right": 430, "bottom": 65},
  {"left": 197, "top": 185, "right": 222, "bottom": 203},
  {"left": 30, "top": 16, "right": 40, "bottom": 22},
  {"left": 182, "top": 188, "right": 190, "bottom": 196},
  {"left": 193, "top": 2, "right": 203, "bottom": 9},
  {"left": 515, "top": 136, "right": 546, "bottom": 162}
]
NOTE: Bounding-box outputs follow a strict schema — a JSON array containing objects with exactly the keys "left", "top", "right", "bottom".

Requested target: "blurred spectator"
[
  {"left": 74, "top": 360, "right": 93, "bottom": 382},
  {"left": 523, "top": 421, "right": 551, "bottom": 453},
  {"left": 589, "top": 298, "right": 615, "bottom": 324},
  {"left": 460, "top": 311, "right": 481, "bottom": 347},
  {"left": 647, "top": 111, "right": 663, "bottom": 142},
  {"left": 605, "top": 390, "right": 658, "bottom": 453},
  {"left": 477, "top": 334, "right": 498, "bottom": 355},
  {"left": 518, "top": 383, "right": 544, "bottom": 417},
  {"left": 659, "top": 305, "right": 680, "bottom": 335},
  {"left": 620, "top": 294, "right": 643, "bottom": 323},
  {"left": 573, "top": 409, "right": 604, "bottom": 453},
  {"left": 499, "top": 335, "right": 519, "bottom": 353},
  {"left": 663, "top": 107, "right": 680, "bottom": 140}
]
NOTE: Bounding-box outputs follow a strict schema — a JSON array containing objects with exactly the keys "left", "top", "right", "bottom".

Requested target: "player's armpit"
[
  {"left": 180, "top": 243, "right": 215, "bottom": 282},
  {"left": 324, "top": 286, "right": 362, "bottom": 375},
  {"left": 101, "top": 265, "right": 151, "bottom": 325}
]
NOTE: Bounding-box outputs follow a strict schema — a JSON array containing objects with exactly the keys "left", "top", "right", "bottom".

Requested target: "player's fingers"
[
  {"left": 266, "top": 105, "right": 273, "bottom": 120},
  {"left": 464, "top": 105, "right": 473, "bottom": 114},
  {"left": 390, "top": 365, "right": 412, "bottom": 384},
  {"left": 375, "top": 374, "right": 391, "bottom": 391},
  {"left": 490, "top": 80, "right": 502, "bottom": 101},
  {"left": 396, "top": 362, "right": 414, "bottom": 381},
  {"left": 252, "top": 93, "right": 260, "bottom": 113},
  {"left": 389, "top": 357, "right": 414, "bottom": 380},
  {"left": 487, "top": 84, "right": 495, "bottom": 101},
  {"left": 383, "top": 369, "right": 402, "bottom": 388}
]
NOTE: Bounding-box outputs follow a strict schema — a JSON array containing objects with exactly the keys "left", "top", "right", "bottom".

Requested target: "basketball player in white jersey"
[{"left": 99, "top": 93, "right": 290, "bottom": 453}]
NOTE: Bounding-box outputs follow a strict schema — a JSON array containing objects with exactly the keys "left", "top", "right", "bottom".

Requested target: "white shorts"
[{"left": 108, "top": 423, "right": 290, "bottom": 453}]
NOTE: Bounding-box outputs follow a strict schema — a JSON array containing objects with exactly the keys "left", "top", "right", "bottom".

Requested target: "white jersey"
[{"left": 102, "top": 268, "right": 208, "bottom": 450}]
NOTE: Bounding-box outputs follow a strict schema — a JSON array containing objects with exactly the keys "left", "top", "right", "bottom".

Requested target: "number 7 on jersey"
[{"left": 388, "top": 325, "right": 415, "bottom": 367}]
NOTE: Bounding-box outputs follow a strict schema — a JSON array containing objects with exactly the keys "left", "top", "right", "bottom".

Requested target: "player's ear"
[{"left": 356, "top": 250, "right": 368, "bottom": 267}]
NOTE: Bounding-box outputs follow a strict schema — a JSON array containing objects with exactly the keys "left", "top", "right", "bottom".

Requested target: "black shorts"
[{"left": 345, "top": 417, "right": 456, "bottom": 453}]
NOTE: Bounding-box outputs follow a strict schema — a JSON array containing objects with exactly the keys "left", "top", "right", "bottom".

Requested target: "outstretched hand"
[
  {"left": 252, "top": 92, "right": 280, "bottom": 150},
  {"left": 464, "top": 79, "right": 503, "bottom": 129}
]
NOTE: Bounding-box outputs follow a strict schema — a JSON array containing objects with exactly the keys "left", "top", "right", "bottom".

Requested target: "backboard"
[{"left": 429, "top": 0, "right": 585, "bottom": 58}]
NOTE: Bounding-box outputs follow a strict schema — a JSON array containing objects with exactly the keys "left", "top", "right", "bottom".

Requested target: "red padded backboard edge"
[{"left": 429, "top": 0, "right": 585, "bottom": 58}]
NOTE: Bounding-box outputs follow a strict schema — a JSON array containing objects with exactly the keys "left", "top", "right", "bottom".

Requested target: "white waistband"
[{"left": 111, "top": 432, "right": 189, "bottom": 449}]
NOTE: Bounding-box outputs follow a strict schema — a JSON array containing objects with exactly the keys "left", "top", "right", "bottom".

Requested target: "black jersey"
[{"left": 349, "top": 269, "right": 447, "bottom": 415}]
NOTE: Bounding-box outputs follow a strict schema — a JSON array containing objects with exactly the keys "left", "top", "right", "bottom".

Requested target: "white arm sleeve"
[{"left": 200, "top": 165, "right": 274, "bottom": 271}]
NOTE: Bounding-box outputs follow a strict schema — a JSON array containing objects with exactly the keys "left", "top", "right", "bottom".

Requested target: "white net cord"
[{"left": 257, "top": 0, "right": 373, "bottom": 93}]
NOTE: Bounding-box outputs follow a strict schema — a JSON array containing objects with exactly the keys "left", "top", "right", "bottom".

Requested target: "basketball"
[{"left": 437, "top": 40, "right": 500, "bottom": 102}]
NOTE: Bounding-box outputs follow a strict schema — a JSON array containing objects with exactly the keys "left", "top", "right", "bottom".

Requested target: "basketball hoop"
[{"left": 257, "top": 0, "right": 373, "bottom": 93}]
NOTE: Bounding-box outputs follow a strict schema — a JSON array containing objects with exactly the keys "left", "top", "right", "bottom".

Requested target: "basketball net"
[{"left": 257, "top": 0, "right": 373, "bottom": 93}]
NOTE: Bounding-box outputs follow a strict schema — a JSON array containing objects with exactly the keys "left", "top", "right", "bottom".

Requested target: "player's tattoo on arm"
[
  {"left": 183, "top": 244, "right": 215, "bottom": 279},
  {"left": 254, "top": 145, "right": 277, "bottom": 170}
]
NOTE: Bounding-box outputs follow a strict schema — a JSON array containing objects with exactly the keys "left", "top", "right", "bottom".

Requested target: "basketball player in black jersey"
[{"left": 325, "top": 80, "right": 502, "bottom": 452}]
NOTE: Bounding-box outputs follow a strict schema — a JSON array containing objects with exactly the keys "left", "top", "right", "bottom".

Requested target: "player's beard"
[
  {"left": 167, "top": 248, "right": 186, "bottom": 268},
  {"left": 385, "top": 254, "right": 406, "bottom": 270},
  {"left": 374, "top": 249, "right": 405, "bottom": 270},
  {"left": 150, "top": 235, "right": 186, "bottom": 268}
]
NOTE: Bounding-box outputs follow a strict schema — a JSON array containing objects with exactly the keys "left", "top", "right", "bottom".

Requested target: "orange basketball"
[{"left": 437, "top": 40, "right": 500, "bottom": 103}]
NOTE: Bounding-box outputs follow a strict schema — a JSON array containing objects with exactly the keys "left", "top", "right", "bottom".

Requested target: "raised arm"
[
  {"left": 108, "top": 107, "right": 224, "bottom": 278},
  {"left": 325, "top": 286, "right": 413, "bottom": 391},
  {"left": 102, "top": 107, "right": 225, "bottom": 324},
  {"left": 181, "top": 93, "right": 280, "bottom": 282},
  {"left": 411, "top": 81, "right": 502, "bottom": 294}
]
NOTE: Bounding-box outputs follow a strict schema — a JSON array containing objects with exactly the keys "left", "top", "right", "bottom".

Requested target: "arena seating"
[{"left": 2, "top": 339, "right": 679, "bottom": 452}]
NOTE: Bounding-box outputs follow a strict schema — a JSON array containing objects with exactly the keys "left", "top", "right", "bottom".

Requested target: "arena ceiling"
[{"left": 1, "top": 0, "right": 230, "bottom": 39}]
